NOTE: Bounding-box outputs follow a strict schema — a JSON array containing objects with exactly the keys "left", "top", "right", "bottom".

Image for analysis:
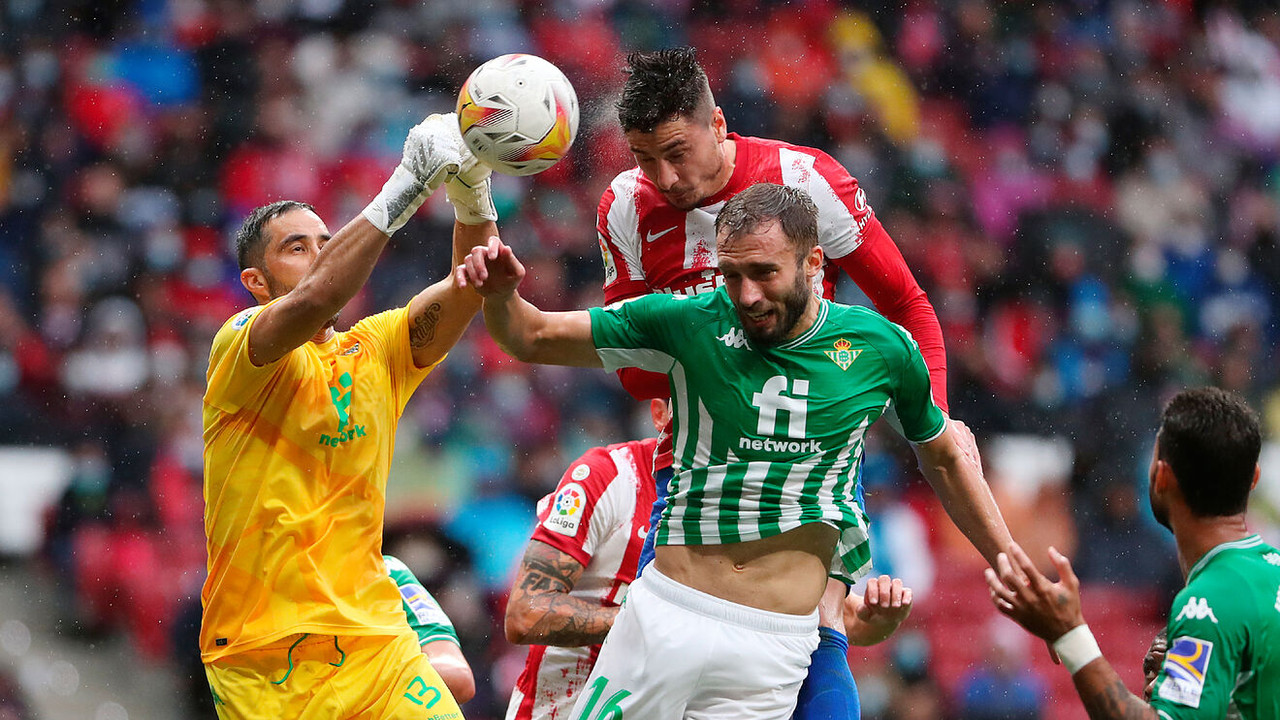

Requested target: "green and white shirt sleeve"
[
  {"left": 588, "top": 293, "right": 687, "bottom": 373},
  {"left": 882, "top": 320, "right": 947, "bottom": 444},
  {"left": 385, "top": 555, "right": 460, "bottom": 647}
]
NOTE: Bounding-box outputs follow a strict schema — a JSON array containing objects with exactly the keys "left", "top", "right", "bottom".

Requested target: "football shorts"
[{"left": 569, "top": 566, "right": 818, "bottom": 720}]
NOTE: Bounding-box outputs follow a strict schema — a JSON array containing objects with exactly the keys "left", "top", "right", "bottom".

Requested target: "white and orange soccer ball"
[{"left": 456, "top": 54, "right": 580, "bottom": 176}]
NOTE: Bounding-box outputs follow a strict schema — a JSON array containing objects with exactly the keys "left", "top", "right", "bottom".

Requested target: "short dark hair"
[
  {"left": 715, "top": 183, "right": 819, "bottom": 257},
  {"left": 617, "top": 47, "right": 714, "bottom": 133},
  {"left": 1157, "top": 387, "right": 1261, "bottom": 517},
  {"left": 234, "top": 200, "right": 315, "bottom": 271}
]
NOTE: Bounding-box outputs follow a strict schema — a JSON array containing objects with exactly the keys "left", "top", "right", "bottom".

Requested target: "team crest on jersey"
[
  {"left": 825, "top": 339, "right": 862, "bottom": 370},
  {"left": 544, "top": 482, "right": 586, "bottom": 537},
  {"left": 571, "top": 464, "right": 591, "bottom": 481},
  {"left": 1158, "top": 636, "right": 1213, "bottom": 708}
]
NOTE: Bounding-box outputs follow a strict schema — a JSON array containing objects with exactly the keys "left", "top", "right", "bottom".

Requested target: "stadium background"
[{"left": 1, "top": 0, "right": 1280, "bottom": 718}]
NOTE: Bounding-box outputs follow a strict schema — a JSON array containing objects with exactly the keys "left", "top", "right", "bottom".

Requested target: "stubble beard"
[{"left": 738, "top": 273, "right": 812, "bottom": 346}]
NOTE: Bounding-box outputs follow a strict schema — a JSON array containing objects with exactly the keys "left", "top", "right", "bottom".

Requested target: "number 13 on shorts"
[{"left": 575, "top": 675, "right": 631, "bottom": 720}]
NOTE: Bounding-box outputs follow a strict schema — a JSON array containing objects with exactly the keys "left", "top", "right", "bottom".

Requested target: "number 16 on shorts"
[{"left": 575, "top": 675, "right": 630, "bottom": 720}]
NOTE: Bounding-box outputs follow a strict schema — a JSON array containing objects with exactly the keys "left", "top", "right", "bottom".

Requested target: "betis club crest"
[{"left": 825, "top": 339, "right": 861, "bottom": 370}]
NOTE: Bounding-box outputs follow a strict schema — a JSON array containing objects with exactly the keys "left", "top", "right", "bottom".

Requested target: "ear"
[
  {"left": 805, "top": 245, "right": 825, "bottom": 279},
  {"left": 1153, "top": 459, "right": 1177, "bottom": 496},
  {"left": 1251, "top": 464, "right": 1261, "bottom": 491},
  {"left": 240, "top": 267, "right": 270, "bottom": 303},
  {"left": 649, "top": 399, "right": 671, "bottom": 432},
  {"left": 711, "top": 106, "right": 727, "bottom": 143}
]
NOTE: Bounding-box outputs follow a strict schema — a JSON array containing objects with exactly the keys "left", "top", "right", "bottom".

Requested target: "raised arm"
[
  {"left": 912, "top": 421, "right": 1012, "bottom": 567},
  {"left": 456, "top": 237, "right": 600, "bottom": 367},
  {"left": 986, "top": 543, "right": 1158, "bottom": 720},
  {"left": 504, "top": 540, "right": 619, "bottom": 646},
  {"left": 248, "top": 114, "right": 463, "bottom": 365}
]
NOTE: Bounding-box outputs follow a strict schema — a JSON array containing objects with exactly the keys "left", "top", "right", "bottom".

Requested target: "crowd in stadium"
[{"left": 2, "top": 0, "right": 1280, "bottom": 718}]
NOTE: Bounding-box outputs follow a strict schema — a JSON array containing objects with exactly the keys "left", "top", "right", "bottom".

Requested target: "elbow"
[
  {"left": 504, "top": 604, "right": 534, "bottom": 645},
  {"left": 441, "top": 666, "right": 476, "bottom": 704}
]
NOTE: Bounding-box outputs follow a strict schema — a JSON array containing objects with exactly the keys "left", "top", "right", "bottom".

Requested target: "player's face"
[
  {"left": 718, "top": 221, "right": 823, "bottom": 345},
  {"left": 260, "top": 208, "right": 331, "bottom": 298},
  {"left": 626, "top": 109, "right": 731, "bottom": 210}
]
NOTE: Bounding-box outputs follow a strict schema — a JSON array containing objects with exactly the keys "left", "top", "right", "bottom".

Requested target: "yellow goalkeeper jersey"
[{"left": 200, "top": 301, "right": 438, "bottom": 662}]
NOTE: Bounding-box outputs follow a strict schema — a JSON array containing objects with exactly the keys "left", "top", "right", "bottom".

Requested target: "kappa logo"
[
  {"left": 1265, "top": 552, "right": 1280, "bottom": 567},
  {"left": 824, "top": 339, "right": 862, "bottom": 371},
  {"left": 339, "top": 342, "right": 361, "bottom": 356},
  {"left": 718, "top": 328, "right": 749, "bottom": 349},
  {"left": 1175, "top": 596, "right": 1218, "bottom": 624},
  {"left": 645, "top": 226, "right": 678, "bottom": 243}
]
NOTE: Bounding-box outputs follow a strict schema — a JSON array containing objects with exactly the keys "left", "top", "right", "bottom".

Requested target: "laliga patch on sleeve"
[
  {"left": 1157, "top": 636, "right": 1213, "bottom": 708},
  {"left": 542, "top": 482, "right": 587, "bottom": 537},
  {"left": 231, "top": 307, "right": 261, "bottom": 331}
]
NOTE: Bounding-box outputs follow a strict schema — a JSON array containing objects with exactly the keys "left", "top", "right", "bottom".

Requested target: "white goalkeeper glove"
[
  {"left": 362, "top": 113, "right": 463, "bottom": 236},
  {"left": 446, "top": 140, "right": 497, "bottom": 225}
]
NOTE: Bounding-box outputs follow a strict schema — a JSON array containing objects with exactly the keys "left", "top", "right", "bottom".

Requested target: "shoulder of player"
[
  {"left": 558, "top": 446, "right": 627, "bottom": 494},
  {"left": 599, "top": 168, "right": 646, "bottom": 211},
  {"left": 1170, "top": 557, "right": 1267, "bottom": 627}
]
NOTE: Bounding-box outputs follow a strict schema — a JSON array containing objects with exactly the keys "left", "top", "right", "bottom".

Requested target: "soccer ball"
[{"left": 456, "top": 54, "right": 580, "bottom": 176}]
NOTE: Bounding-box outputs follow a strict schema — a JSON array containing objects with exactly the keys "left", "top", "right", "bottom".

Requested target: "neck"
[
  {"left": 1169, "top": 511, "right": 1251, "bottom": 578},
  {"left": 710, "top": 137, "right": 737, "bottom": 199},
  {"left": 784, "top": 296, "right": 822, "bottom": 342}
]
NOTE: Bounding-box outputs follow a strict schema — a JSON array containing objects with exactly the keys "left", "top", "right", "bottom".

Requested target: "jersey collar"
[
  {"left": 776, "top": 299, "right": 829, "bottom": 350},
  {"left": 1186, "top": 533, "right": 1263, "bottom": 583}
]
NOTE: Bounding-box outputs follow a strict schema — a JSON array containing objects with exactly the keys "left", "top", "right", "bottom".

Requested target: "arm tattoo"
[
  {"left": 1077, "top": 671, "right": 1159, "bottom": 720},
  {"left": 510, "top": 541, "right": 620, "bottom": 647},
  {"left": 409, "top": 302, "right": 443, "bottom": 348}
]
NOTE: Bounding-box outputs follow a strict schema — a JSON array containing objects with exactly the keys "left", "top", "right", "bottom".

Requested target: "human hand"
[
  {"left": 984, "top": 543, "right": 1086, "bottom": 643},
  {"left": 845, "top": 575, "right": 913, "bottom": 646},
  {"left": 363, "top": 113, "right": 464, "bottom": 235},
  {"left": 1142, "top": 629, "right": 1168, "bottom": 700},
  {"left": 455, "top": 236, "right": 525, "bottom": 297},
  {"left": 446, "top": 139, "right": 497, "bottom": 225}
]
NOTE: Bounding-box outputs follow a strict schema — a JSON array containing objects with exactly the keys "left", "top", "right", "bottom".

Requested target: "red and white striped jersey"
[
  {"left": 598, "top": 133, "right": 873, "bottom": 304},
  {"left": 595, "top": 134, "right": 948, "bottom": 468},
  {"left": 506, "top": 438, "right": 658, "bottom": 720}
]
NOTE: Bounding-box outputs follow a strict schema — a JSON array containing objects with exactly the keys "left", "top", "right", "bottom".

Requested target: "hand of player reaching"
[
  {"left": 455, "top": 236, "right": 526, "bottom": 298},
  {"left": 844, "top": 575, "right": 913, "bottom": 646},
  {"left": 984, "top": 542, "right": 1086, "bottom": 642}
]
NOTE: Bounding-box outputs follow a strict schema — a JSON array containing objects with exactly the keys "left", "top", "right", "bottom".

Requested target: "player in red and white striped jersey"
[
  {"left": 595, "top": 47, "right": 956, "bottom": 719},
  {"left": 502, "top": 402, "right": 664, "bottom": 720}
]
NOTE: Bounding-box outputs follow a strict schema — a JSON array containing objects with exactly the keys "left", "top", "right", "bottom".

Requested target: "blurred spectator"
[{"left": 956, "top": 617, "right": 1047, "bottom": 720}]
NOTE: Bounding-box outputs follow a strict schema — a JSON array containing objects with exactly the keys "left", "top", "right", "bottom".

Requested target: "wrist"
[
  {"left": 446, "top": 176, "right": 497, "bottom": 225},
  {"left": 1053, "top": 624, "right": 1102, "bottom": 675},
  {"left": 363, "top": 165, "right": 431, "bottom": 235}
]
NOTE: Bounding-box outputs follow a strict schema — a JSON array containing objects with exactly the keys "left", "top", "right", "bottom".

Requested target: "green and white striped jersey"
[
  {"left": 384, "top": 555, "right": 461, "bottom": 648},
  {"left": 589, "top": 288, "right": 946, "bottom": 583}
]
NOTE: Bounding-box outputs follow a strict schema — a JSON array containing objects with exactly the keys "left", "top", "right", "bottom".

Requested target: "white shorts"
[{"left": 568, "top": 566, "right": 819, "bottom": 720}]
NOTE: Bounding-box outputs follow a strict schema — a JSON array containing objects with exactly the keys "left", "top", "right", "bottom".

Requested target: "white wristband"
[{"left": 1053, "top": 624, "right": 1102, "bottom": 675}]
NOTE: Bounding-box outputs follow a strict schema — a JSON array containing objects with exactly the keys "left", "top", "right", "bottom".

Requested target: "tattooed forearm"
[
  {"left": 409, "top": 302, "right": 443, "bottom": 348},
  {"left": 508, "top": 541, "right": 620, "bottom": 646},
  {"left": 1074, "top": 663, "right": 1159, "bottom": 720}
]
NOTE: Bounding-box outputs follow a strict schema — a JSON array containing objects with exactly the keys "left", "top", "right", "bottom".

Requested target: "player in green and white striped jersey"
[
  {"left": 457, "top": 183, "right": 1013, "bottom": 719},
  {"left": 384, "top": 555, "right": 475, "bottom": 704}
]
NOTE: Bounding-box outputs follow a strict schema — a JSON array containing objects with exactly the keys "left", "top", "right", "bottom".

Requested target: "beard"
[{"left": 737, "top": 272, "right": 812, "bottom": 346}]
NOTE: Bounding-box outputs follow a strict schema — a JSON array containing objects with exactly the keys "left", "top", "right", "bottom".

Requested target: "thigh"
[
  {"left": 685, "top": 621, "right": 818, "bottom": 720},
  {"left": 569, "top": 582, "right": 699, "bottom": 720},
  {"left": 339, "top": 633, "right": 463, "bottom": 720},
  {"left": 205, "top": 635, "right": 347, "bottom": 720}
]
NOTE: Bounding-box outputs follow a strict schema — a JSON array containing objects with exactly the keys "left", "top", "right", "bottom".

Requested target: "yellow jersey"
[{"left": 200, "top": 301, "right": 438, "bottom": 662}]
